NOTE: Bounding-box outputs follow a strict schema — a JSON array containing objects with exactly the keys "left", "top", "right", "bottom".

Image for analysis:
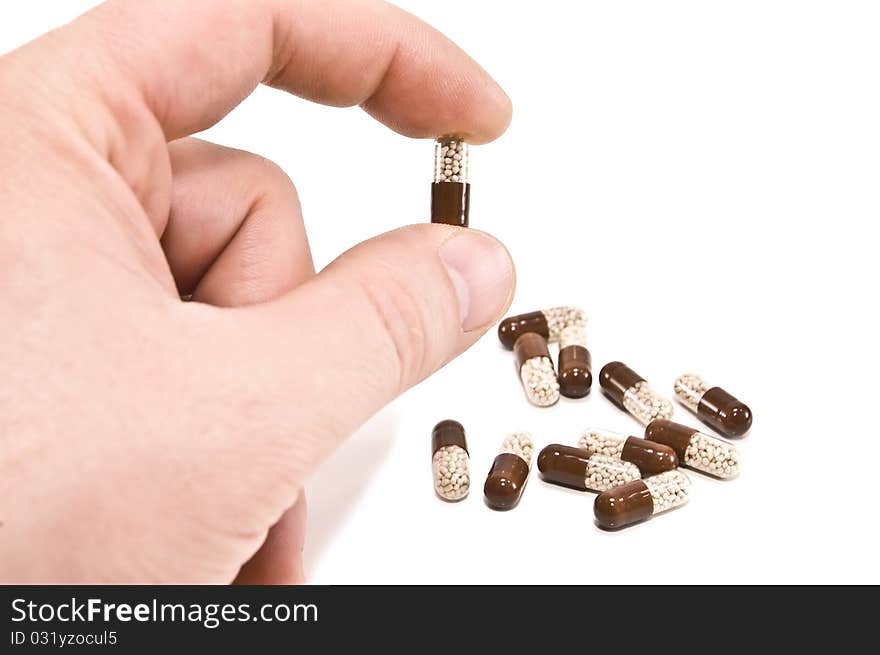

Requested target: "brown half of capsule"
[
  {"left": 431, "top": 182, "right": 470, "bottom": 227},
  {"left": 643, "top": 419, "right": 697, "bottom": 460},
  {"left": 598, "top": 361, "right": 645, "bottom": 407},
  {"left": 621, "top": 436, "right": 679, "bottom": 476},
  {"left": 514, "top": 332, "right": 551, "bottom": 370},
  {"left": 431, "top": 419, "right": 467, "bottom": 455},
  {"left": 536, "top": 444, "right": 592, "bottom": 491},
  {"left": 698, "top": 387, "right": 753, "bottom": 437},
  {"left": 593, "top": 480, "right": 653, "bottom": 529},
  {"left": 484, "top": 453, "right": 530, "bottom": 511},
  {"left": 558, "top": 346, "right": 592, "bottom": 399},
  {"left": 497, "top": 311, "right": 549, "bottom": 350}
]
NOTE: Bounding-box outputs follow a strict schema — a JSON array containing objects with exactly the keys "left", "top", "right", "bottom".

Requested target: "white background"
[{"left": 2, "top": 1, "right": 878, "bottom": 583}]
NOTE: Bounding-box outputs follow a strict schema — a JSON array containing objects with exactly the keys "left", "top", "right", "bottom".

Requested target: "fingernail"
[{"left": 439, "top": 231, "right": 514, "bottom": 332}]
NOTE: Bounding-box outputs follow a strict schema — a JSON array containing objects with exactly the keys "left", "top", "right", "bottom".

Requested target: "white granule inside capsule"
[
  {"left": 520, "top": 356, "right": 560, "bottom": 407},
  {"left": 623, "top": 381, "right": 674, "bottom": 425},
  {"left": 558, "top": 324, "right": 587, "bottom": 350},
  {"left": 541, "top": 307, "right": 586, "bottom": 342},
  {"left": 579, "top": 430, "right": 625, "bottom": 458},
  {"left": 684, "top": 431, "right": 741, "bottom": 479},
  {"left": 502, "top": 432, "right": 534, "bottom": 465},
  {"left": 584, "top": 454, "right": 641, "bottom": 492},
  {"left": 674, "top": 373, "right": 709, "bottom": 413},
  {"left": 432, "top": 445, "right": 470, "bottom": 500},
  {"left": 435, "top": 139, "right": 468, "bottom": 183},
  {"left": 643, "top": 470, "right": 691, "bottom": 514}
]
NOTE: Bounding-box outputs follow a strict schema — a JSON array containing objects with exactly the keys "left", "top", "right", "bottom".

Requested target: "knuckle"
[
  {"left": 246, "top": 154, "right": 300, "bottom": 208},
  {"left": 254, "top": 155, "right": 287, "bottom": 181},
  {"left": 252, "top": 154, "right": 294, "bottom": 188}
]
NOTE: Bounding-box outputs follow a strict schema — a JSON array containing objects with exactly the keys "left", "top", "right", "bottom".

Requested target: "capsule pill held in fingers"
[
  {"left": 674, "top": 373, "right": 753, "bottom": 437},
  {"left": 431, "top": 137, "right": 470, "bottom": 227},
  {"left": 431, "top": 420, "right": 470, "bottom": 501},
  {"left": 579, "top": 428, "right": 679, "bottom": 477},
  {"left": 645, "top": 419, "right": 741, "bottom": 479},
  {"left": 514, "top": 333, "right": 560, "bottom": 407},
  {"left": 497, "top": 306, "right": 585, "bottom": 350},
  {"left": 557, "top": 325, "right": 592, "bottom": 398},
  {"left": 537, "top": 444, "right": 640, "bottom": 492},
  {"left": 599, "top": 361, "right": 674, "bottom": 425},
  {"left": 594, "top": 470, "right": 691, "bottom": 530},
  {"left": 484, "top": 433, "right": 534, "bottom": 510}
]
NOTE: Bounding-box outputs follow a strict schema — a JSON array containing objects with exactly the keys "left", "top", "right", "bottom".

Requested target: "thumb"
[{"left": 207, "top": 224, "right": 514, "bottom": 506}]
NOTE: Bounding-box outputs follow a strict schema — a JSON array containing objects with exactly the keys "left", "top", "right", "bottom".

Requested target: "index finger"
[{"left": 41, "top": 0, "right": 512, "bottom": 145}]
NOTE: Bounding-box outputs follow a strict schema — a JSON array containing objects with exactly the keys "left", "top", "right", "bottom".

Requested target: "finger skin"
[
  {"left": 163, "top": 138, "right": 314, "bottom": 303},
  {"left": 20, "top": 0, "right": 511, "bottom": 144}
]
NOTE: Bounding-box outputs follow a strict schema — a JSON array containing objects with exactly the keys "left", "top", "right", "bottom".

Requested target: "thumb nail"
[{"left": 439, "top": 231, "right": 514, "bottom": 332}]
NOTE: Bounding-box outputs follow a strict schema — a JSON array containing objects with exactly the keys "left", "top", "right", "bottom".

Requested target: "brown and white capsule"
[
  {"left": 557, "top": 325, "right": 592, "bottom": 398},
  {"left": 431, "top": 136, "right": 470, "bottom": 227},
  {"left": 484, "top": 433, "right": 534, "bottom": 510},
  {"left": 431, "top": 420, "right": 470, "bottom": 501},
  {"left": 674, "top": 373, "right": 752, "bottom": 438},
  {"left": 514, "top": 333, "right": 560, "bottom": 407},
  {"left": 645, "top": 419, "right": 741, "bottom": 479},
  {"left": 594, "top": 470, "right": 691, "bottom": 530},
  {"left": 599, "top": 361, "right": 674, "bottom": 425},
  {"left": 578, "top": 428, "right": 679, "bottom": 477},
  {"left": 497, "top": 307, "right": 586, "bottom": 350},
  {"left": 537, "top": 444, "right": 641, "bottom": 492}
]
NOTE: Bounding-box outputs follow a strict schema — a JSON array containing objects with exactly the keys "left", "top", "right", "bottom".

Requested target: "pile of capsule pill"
[{"left": 431, "top": 306, "right": 752, "bottom": 530}]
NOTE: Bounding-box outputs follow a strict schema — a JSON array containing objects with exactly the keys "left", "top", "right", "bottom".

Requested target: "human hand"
[{"left": 0, "top": 0, "right": 513, "bottom": 583}]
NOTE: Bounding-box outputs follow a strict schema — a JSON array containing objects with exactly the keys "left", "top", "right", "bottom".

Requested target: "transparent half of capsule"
[
  {"left": 674, "top": 373, "right": 753, "bottom": 438},
  {"left": 514, "top": 333, "right": 560, "bottom": 407},
  {"left": 594, "top": 470, "right": 691, "bottom": 530},
  {"left": 497, "top": 306, "right": 586, "bottom": 350},
  {"left": 431, "top": 420, "right": 470, "bottom": 501},
  {"left": 579, "top": 428, "right": 678, "bottom": 477},
  {"left": 645, "top": 419, "right": 741, "bottom": 479},
  {"left": 557, "top": 325, "right": 592, "bottom": 399},
  {"left": 599, "top": 361, "right": 674, "bottom": 425},
  {"left": 430, "top": 136, "right": 470, "bottom": 227},
  {"left": 484, "top": 432, "right": 533, "bottom": 510},
  {"left": 537, "top": 444, "right": 640, "bottom": 492}
]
